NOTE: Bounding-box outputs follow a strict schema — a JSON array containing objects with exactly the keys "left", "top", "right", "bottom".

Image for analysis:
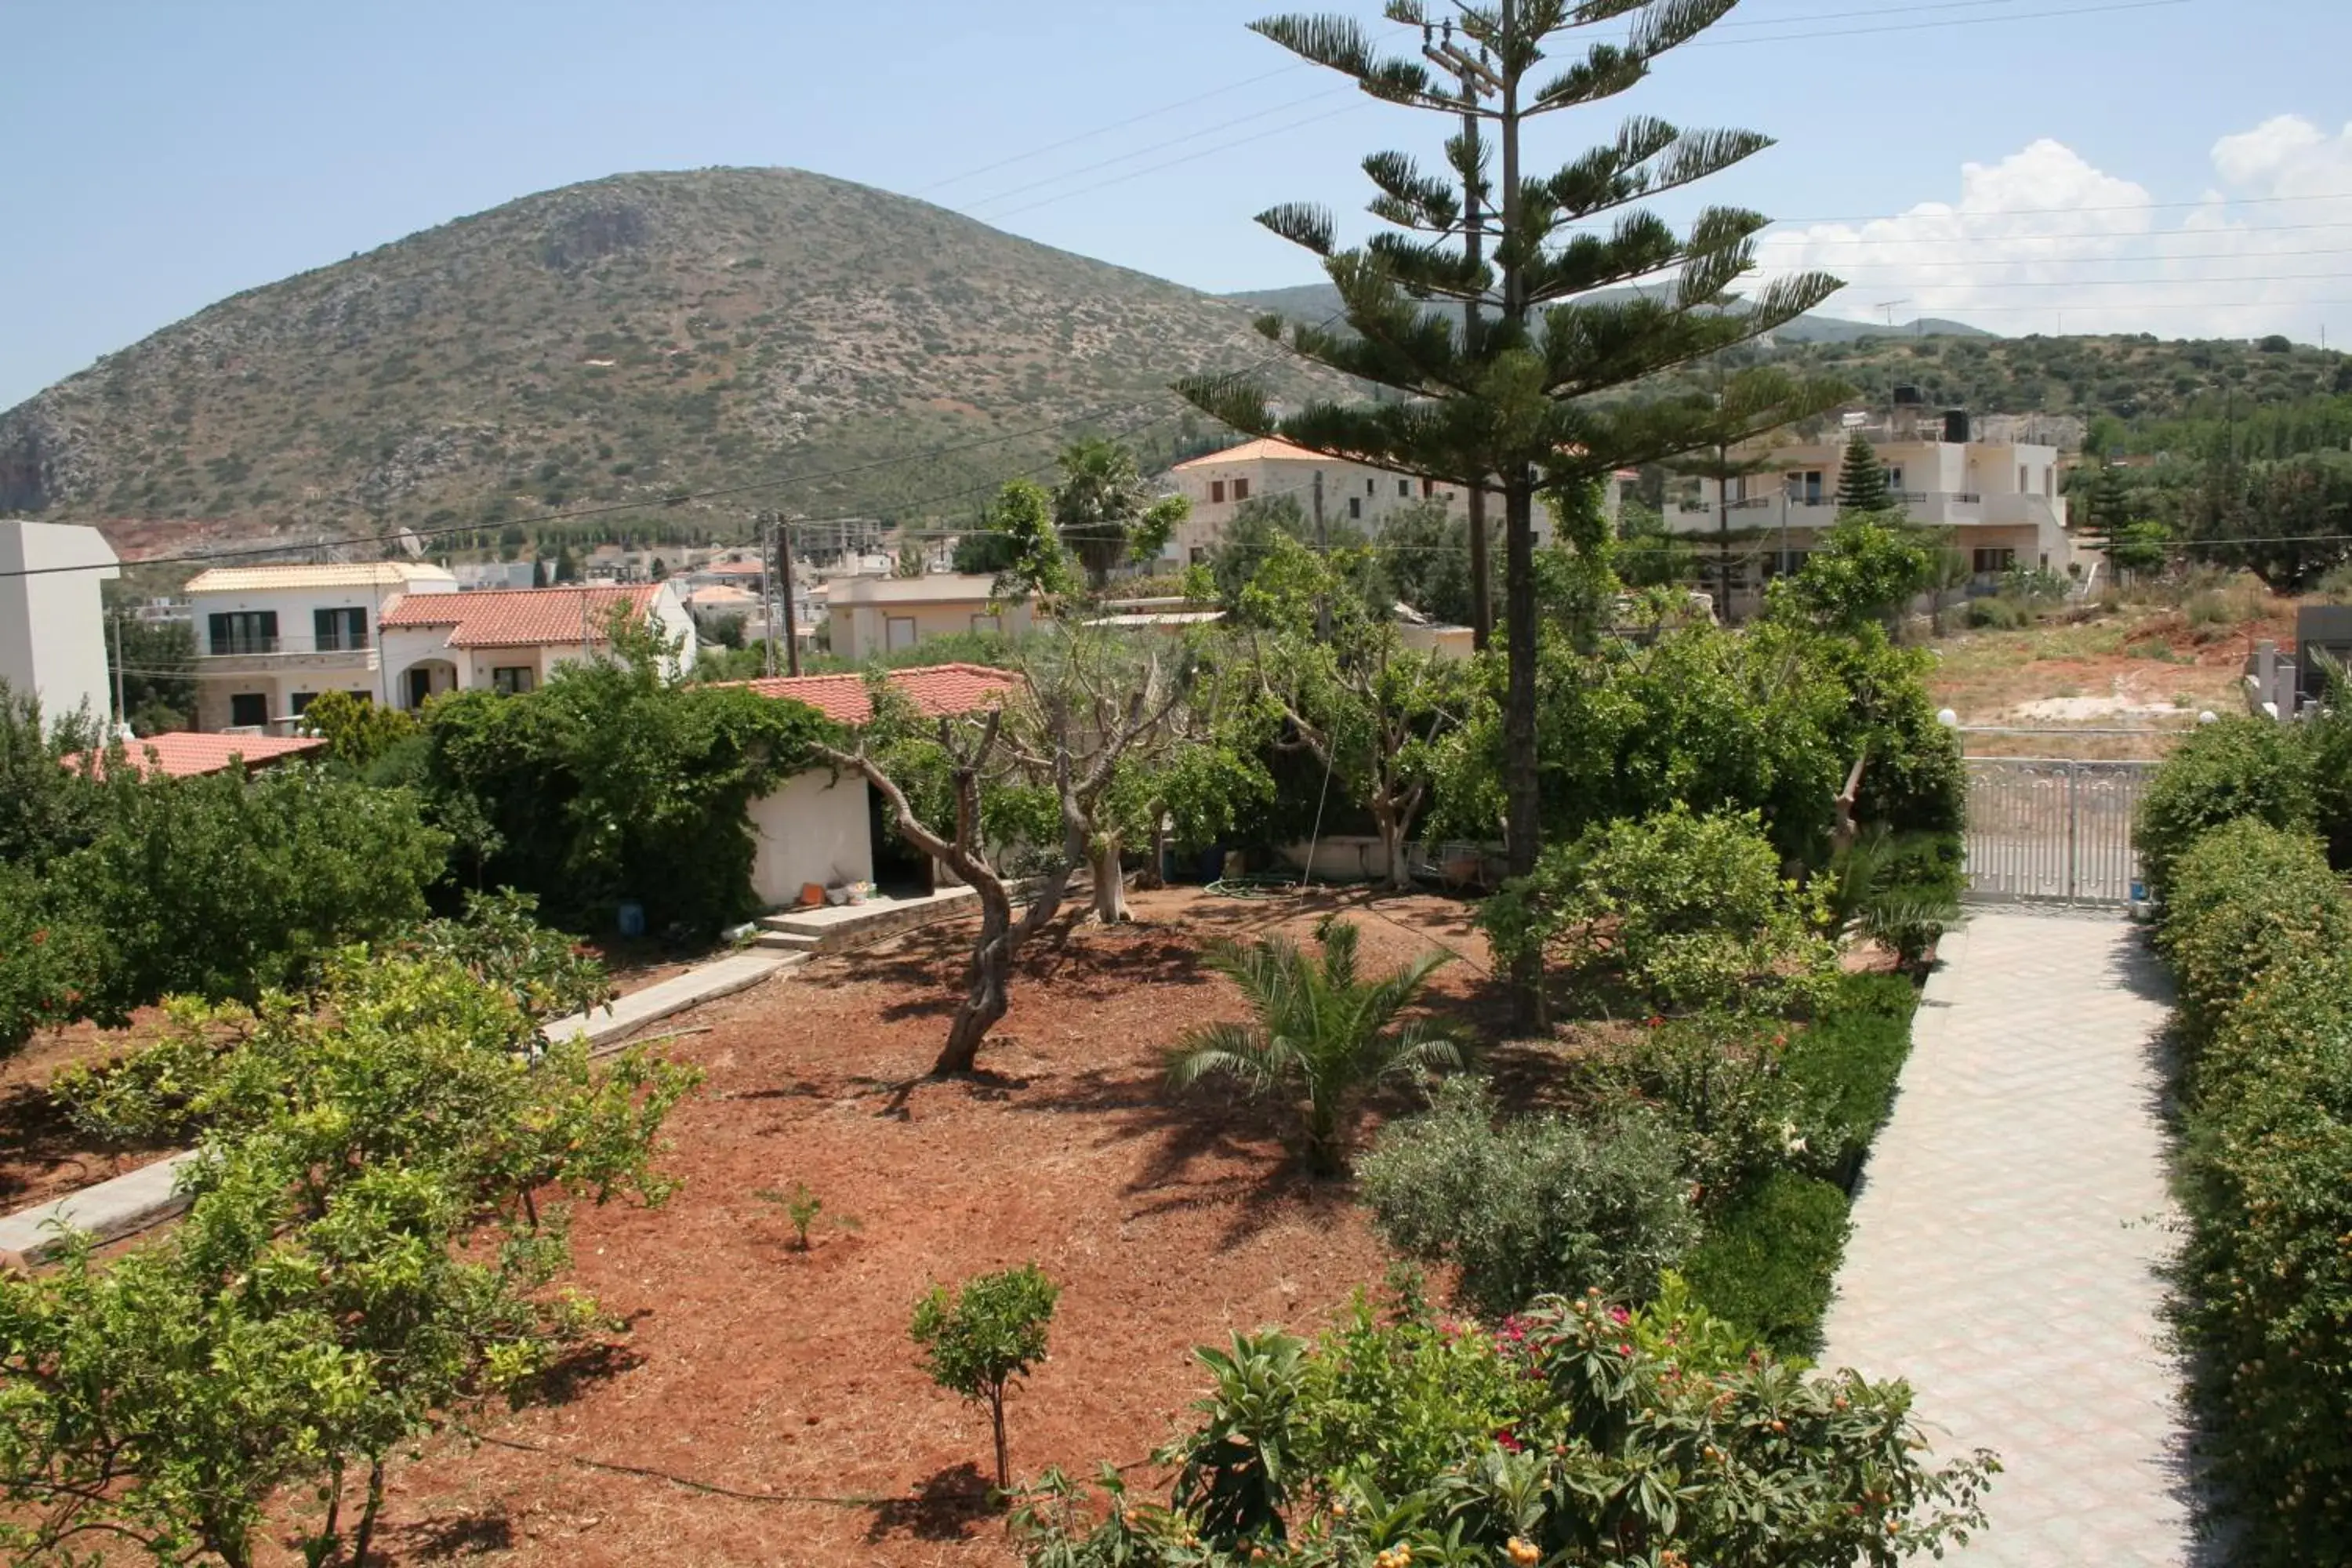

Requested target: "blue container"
[{"left": 615, "top": 900, "right": 647, "bottom": 939}]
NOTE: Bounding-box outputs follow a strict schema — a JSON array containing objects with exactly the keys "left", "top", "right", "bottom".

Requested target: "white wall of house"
[
  {"left": 190, "top": 579, "right": 451, "bottom": 730},
  {"left": 747, "top": 768, "right": 875, "bottom": 907},
  {"left": 380, "top": 582, "right": 700, "bottom": 709},
  {"left": 0, "top": 521, "right": 119, "bottom": 731}
]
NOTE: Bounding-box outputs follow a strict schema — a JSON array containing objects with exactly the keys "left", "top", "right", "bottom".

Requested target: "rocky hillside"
[{"left": 0, "top": 169, "right": 1346, "bottom": 554}]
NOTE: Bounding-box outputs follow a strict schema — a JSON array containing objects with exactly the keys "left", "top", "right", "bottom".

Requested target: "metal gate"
[{"left": 1962, "top": 757, "right": 2156, "bottom": 905}]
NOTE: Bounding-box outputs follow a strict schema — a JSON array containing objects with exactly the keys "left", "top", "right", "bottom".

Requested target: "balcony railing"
[{"left": 201, "top": 635, "right": 373, "bottom": 658}]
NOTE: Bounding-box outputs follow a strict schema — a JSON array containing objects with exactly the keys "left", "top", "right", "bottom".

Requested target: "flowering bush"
[
  {"left": 1012, "top": 1285, "right": 1995, "bottom": 1566},
  {"left": 0, "top": 865, "right": 96, "bottom": 1057}
]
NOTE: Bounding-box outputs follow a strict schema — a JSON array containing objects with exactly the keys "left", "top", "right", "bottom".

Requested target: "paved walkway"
[{"left": 1823, "top": 909, "right": 2200, "bottom": 1566}]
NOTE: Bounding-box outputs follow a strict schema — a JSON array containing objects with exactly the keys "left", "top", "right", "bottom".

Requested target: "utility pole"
[
  {"left": 1312, "top": 469, "right": 1330, "bottom": 638},
  {"left": 758, "top": 511, "right": 781, "bottom": 678},
  {"left": 1426, "top": 19, "right": 1496, "bottom": 649},
  {"left": 107, "top": 604, "right": 127, "bottom": 737},
  {"left": 778, "top": 515, "right": 801, "bottom": 677}
]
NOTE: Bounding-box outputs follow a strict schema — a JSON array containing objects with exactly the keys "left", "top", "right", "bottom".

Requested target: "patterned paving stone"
[{"left": 1820, "top": 911, "right": 2200, "bottom": 1566}]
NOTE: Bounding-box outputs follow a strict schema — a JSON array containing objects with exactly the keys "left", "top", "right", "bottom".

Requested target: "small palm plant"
[{"left": 1167, "top": 916, "right": 1464, "bottom": 1175}]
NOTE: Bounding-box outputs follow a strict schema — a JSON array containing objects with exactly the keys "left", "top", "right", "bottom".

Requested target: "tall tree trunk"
[
  {"left": 1090, "top": 835, "right": 1128, "bottom": 923},
  {"left": 937, "top": 894, "right": 1015, "bottom": 1076},
  {"left": 989, "top": 1385, "right": 1011, "bottom": 1492},
  {"left": 1503, "top": 474, "right": 1546, "bottom": 1031}
]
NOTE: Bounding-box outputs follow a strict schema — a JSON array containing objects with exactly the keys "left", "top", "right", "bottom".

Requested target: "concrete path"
[
  {"left": 1, "top": 947, "right": 800, "bottom": 1266},
  {"left": 1824, "top": 909, "right": 2199, "bottom": 1565}
]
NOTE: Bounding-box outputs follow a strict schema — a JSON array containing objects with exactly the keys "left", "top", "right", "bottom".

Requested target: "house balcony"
[
  {"left": 196, "top": 639, "right": 380, "bottom": 680},
  {"left": 1669, "top": 491, "right": 2063, "bottom": 535}
]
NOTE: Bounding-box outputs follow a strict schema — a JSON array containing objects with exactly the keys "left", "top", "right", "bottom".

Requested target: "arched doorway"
[{"left": 397, "top": 659, "right": 459, "bottom": 710}]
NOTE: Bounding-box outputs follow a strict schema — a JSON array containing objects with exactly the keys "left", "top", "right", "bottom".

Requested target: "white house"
[
  {"left": 0, "top": 520, "right": 119, "bottom": 731},
  {"left": 376, "top": 582, "right": 698, "bottom": 707},
  {"left": 826, "top": 573, "right": 1035, "bottom": 661},
  {"left": 183, "top": 561, "right": 458, "bottom": 731},
  {"left": 730, "top": 664, "right": 1022, "bottom": 906},
  {"left": 1666, "top": 403, "right": 2075, "bottom": 615},
  {"left": 1163, "top": 437, "right": 1626, "bottom": 565}
]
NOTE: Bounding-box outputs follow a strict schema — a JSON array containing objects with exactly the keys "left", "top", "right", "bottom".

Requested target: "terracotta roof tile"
[
  {"left": 1171, "top": 437, "right": 1327, "bottom": 470},
  {"left": 63, "top": 731, "right": 326, "bottom": 780},
  {"left": 727, "top": 663, "right": 1021, "bottom": 726},
  {"left": 379, "top": 585, "right": 660, "bottom": 648}
]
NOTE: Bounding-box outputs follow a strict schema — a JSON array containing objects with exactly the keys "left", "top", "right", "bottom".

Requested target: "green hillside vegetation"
[{"left": 0, "top": 169, "right": 1349, "bottom": 554}]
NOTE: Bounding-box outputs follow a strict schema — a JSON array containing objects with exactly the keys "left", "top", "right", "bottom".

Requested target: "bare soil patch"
[{"left": 330, "top": 887, "right": 1501, "bottom": 1568}]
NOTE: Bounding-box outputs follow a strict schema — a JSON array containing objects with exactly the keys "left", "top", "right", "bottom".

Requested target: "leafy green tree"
[
  {"left": 296, "top": 688, "right": 419, "bottom": 771},
  {"left": 1765, "top": 512, "right": 1936, "bottom": 633},
  {"left": 551, "top": 543, "right": 579, "bottom": 583},
  {"left": 910, "top": 1264, "right": 1061, "bottom": 1491},
  {"left": 1834, "top": 427, "right": 1891, "bottom": 514},
  {"left": 1181, "top": 0, "right": 1844, "bottom": 1024},
  {"left": 1665, "top": 367, "right": 1845, "bottom": 622},
  {"left": 109, "top": 614, "right": 198, "bottom": 735},
  {"left": 60, "top": 762, "right": 449, "bottom": 1022},
  {"left": 1167, "top": 916, "right": 1465, "bottom": 1174},
  {"left": 1051, "top": 437, "right": 1192, "bottom": 587},
  {"left": 971, "top": 476, "right": 1080, "bottom": 601},
  {"left": 0, "top": 682, "right": 105, "bottom": 870},
  {"left": 423, "top": 614, "right": 837, "bottom": 937},
  {"left": 1376, "top": 496, "right": 1491, "bottom": 625},
  {"left": 8, "top": 950, "right": 697, "bottom": 1568},
  {"left": 1613, "top": 495, "right": 1700, "bottom": 589}
]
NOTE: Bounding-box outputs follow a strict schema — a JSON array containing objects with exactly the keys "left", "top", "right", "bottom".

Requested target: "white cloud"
[{"left": 1753, "top": 116, "right": 2352, "bottom": 340}]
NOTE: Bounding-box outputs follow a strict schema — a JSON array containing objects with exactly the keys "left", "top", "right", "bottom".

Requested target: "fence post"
[{"left": 2064, "top": 760, "right": 2080, "bottom": 905}]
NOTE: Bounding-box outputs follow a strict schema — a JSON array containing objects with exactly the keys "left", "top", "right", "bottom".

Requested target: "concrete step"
[{"left": 755, "top": 886, "right": 980, "bottom": 954}]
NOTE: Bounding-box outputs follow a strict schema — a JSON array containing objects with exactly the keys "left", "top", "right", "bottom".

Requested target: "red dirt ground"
[{"left": 316, "top": 887, "right": 1508, "bottom": 1568}]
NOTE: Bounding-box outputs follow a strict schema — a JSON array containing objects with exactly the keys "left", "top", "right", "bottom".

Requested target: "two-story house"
[
  {"left": 1667, "top": 403, "right": 2074, "bottom": 616},
  {"left": 376, "top": 582, "right": 698, "bottom": 706},
  {"left": 826, "top": 573, "right": 1036, "bottom": 661},
  {"left": 183, "top": 561, "right": 459, "bottom": 731}
]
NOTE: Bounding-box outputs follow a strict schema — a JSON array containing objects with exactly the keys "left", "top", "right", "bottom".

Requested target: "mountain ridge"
[{"left": 0, "top": 167, "right": 1348, "bottom": 555}]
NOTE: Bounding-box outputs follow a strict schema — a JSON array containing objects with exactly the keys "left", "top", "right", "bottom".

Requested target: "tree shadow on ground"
[
  {"left": 523, "top": 1329, "right": 649, "bottom": 1406},
  {"left": 379, "top": 1506, "right": 514, "bottom": 1560},
  {"left": 0, "top": 1081, "right": 162, "bottom": 1206},
  {"left": 863, "top": 1461, "right": 996, "bottom": 1544}
]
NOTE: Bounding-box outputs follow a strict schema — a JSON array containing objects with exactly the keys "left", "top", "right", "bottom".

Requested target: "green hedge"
[
  {"left": 1685, "top": 973, "right": 1922, "bottom": 1356},
  {"left": 2161, "top": 819, "right": 2352, "bottom": 1563},
  {"left": 2134, "top": 714, "right": 2318, "bottom": 899}
]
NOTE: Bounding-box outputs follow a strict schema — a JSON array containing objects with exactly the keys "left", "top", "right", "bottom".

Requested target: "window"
[
  {"left": 1189, "top": 546, "right": 1209, "bottom": 565},
  {"left": 207, "top": 610, "right": 278, "bottom": 655},
  {"left": 228, "top": 693, "right": 268, "bottom": 728},
  {"left": 2044, "top": 467, "right": 2056, "bottom": 499},
  {"left": 312, "top": 606, "right": 367, "bottom": 652},
  {"left": 1883, "top": 465, "right": 1903, "bottom": 492},
  {"left": 1398, "top": 479, "right": 1411, "bottom": 498},
  {"left": 491, "top": 666, "right": 535, "bottom": 695},
  {"left": 886, "top": 616, "right": 917, "bottom": 652},
  {"left": 1348, "top": 496, "right": 1363, "bottom": 521},
  {"left": 971, "top": 613, "right": 1001, "bottom": 634},
  {"left": 1367, "top": 477, "right": 1377, "bottom": 496},
  {"left": 1231, "top": 477, "right": 1250, "bottom": 501},
  {"left": 290, "top": 691, "right": 319, "bottom": 717},
  {"left": 1209, "top": 480, "right": 1226, "bottom": 503},
  {"left": 1972, "top": 547, "right": 2016, "bottom": 574},
  {"left": 1421, "top": 477, "right": 1436, "bottom": 499},
  {"left": 2018, "top": 464, "right": 2028, "bottom": 492},
  {"left": 1787, "top": 470, "right": 1825, "bottom": 505}
]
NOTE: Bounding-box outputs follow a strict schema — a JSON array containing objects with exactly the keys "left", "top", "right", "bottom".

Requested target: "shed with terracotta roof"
[{"left": 732, "top": 665, "right": 1021, "bottom": 908}]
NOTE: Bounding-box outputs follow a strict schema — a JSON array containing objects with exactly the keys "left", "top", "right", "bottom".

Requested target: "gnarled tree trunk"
[{"left": 1090, "top": 835, "right": 1129, "bottom": 924}]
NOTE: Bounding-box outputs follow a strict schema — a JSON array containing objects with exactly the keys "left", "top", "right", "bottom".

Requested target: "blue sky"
[{"left": 5, "top": 0, "right": 2349, "bottom": 409}]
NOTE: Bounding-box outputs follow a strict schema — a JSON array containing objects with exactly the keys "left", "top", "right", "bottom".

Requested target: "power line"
[
  {"left": 978, "top": 101, "right": 1379, "bottom": 223},
  {"left": 960, "top": 86, "right": 1362, "bottom": 212}
]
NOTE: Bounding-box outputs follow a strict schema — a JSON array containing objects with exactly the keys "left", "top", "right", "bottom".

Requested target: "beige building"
[
  {"left": 826, "top": 574, "right": 1035, "bottom": 661},
  {"left": 1668, "top": 405, "right": 2074, "bottom": 615},
  {"left": 184, "top": 561, "right": 459, "bottom": 731}
]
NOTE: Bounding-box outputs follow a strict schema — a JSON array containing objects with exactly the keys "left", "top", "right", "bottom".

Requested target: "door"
[{"left": 406, "top": 667, "right": 432, "bottom": 708}]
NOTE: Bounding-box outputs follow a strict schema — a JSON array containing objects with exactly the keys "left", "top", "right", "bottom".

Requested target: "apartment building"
[
  {"left": 1667, "top": 403, "right": 2074, "bottom": 614},
  {"left": 183, "top": 561, "right": 458, "bottom": 731}
]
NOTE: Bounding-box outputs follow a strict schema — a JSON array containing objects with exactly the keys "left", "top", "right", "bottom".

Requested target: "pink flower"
[
  {"left": 1495, "top": 1428, "right": 1523, "bottom": 1453},
  {"left": 1609, "top": 1305, "right": 1631, "bottom": 1325}
]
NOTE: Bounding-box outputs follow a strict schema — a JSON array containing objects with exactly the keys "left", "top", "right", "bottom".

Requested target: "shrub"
[
  {"left": 1357, "top": 1077, "right": 1698, "bottom": 1317},
  {"left": 2154, "top": 821, "right": 2352, "bottom": 1560},
  {"left": 1014, "top": 1289, "right": 1995, "bottom": 1566},
  {"left": 1680, "top": 1170, "right": 1853, "bottom": 1357},
  {"left": 2157, "top": 819, "right": 2352, "bottom": 1044},
  {"left": 1964, "top": 595, "right": 2029, "bottom": 630},
  {"left": 1589, "top": 1013, "right": 1817, "bottom": 1203},
  {"left": 296, "top": 688, "right": 418, "bottom": 771},
  {"left": 1167, "top": 917, "right": 1463, "bottom": 1174},
  {"left": 57, "top": 763, "right": 448, "bottom": 1022},
  {"left": 1481, "top": 805, "right": 1835, "bottom": 1014},
  {"left": 0, "top": 863, "right": 98, "bottom": 1057},
  {"left": 910, "top": 1264, "right": 1061, "bottom": 1491},
  {"left": 1780, "top": 974, "right": 1920, "bottom": 1190},
  {"left": 2134, "top": 715, "right": 2316, "bottom": 898}
]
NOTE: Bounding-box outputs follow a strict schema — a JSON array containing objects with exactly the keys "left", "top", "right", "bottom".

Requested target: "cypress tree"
[
  {"left": 1835, "top": 428, "right": 1891, "bottom": 514},
  {"left": 1179, "top": 0, "right": 1843, "bottom": 1021}
]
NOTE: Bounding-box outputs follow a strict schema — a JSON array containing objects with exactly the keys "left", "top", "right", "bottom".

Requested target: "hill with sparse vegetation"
[{"left": 0, "top": 168, "right": 1348, "bottom": 557}]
